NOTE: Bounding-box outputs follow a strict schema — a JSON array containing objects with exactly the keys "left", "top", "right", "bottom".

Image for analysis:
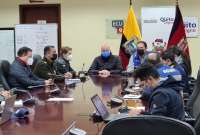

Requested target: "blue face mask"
[{"left": 101, "top": 51, "right": 111, "bottom": 58}]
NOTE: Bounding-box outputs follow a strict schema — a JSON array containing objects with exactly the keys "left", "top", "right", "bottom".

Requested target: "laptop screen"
[{"left": 91, "top": 94, "right": 109, "bottom": 119}]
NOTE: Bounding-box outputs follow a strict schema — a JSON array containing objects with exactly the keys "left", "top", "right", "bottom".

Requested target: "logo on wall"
[
  {"left": 106, "top": 19, "right": 124, "bottom": 39},
  {"left": 112, "top": 20, "right": 124, "bottom": 34},
  {"left": 160, "top": 17, "right": 175, "bottom": 24}
]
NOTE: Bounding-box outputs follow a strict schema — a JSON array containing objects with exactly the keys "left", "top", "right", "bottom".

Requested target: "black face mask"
[
  {"left": 147, "top": 59, "right": 157, "bottom": 65},
  {"left": 137, "top": 49, "right": 145, "bottom": 56},
  {"left": 51, "top": 54, "right": 57, "bottom": 61}
]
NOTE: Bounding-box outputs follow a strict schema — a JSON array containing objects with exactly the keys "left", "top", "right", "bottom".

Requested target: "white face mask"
[
  {"left": 27, "top": 57, "right": 33, "bottom": 65},
  {"left": 175, "top": 55, "right": 183, "bottom": 64},
  {"left": 64, "top": 54, "right": 72, "bottom": 61}
]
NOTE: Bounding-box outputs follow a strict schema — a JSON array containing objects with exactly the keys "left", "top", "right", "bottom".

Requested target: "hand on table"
[
  {"left": 45, "top": 79, "right": 54, "bottom": 86},
  {"left": 128, "top": 108, "right": 143, "bottom": 116},
  {"left": 0, "top": 91, "right": 12, "bottom": 99},
  {"left": 98, "top": 70, "right": 110, "bottom": 78},
  {"left": 64, "top": 72, "right": 73, "bottom": 79}
]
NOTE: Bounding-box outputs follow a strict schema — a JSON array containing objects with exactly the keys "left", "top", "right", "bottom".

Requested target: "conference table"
[{"left": 0, "top": 75, "right": 146, "bottom": 135}]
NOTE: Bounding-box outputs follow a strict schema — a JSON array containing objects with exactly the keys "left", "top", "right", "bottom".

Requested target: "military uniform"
[{"left": 33, "top": 58, "right": 56, "bottom": 80}]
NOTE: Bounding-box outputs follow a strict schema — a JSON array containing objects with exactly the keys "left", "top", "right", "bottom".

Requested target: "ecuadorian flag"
[{"left": 119, "top": 2, "right": 142, "bottom": 69}]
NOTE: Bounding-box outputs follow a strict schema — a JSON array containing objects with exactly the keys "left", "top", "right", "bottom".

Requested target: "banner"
[{"left": 141, "top": 6, "right": 198, "bottom": 51}]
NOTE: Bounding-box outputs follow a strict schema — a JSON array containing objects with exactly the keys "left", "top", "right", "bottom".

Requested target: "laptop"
[
  {"left": 0, "top": 95, "right": 16, "bottom": 125},
  {"left": 91, "top": 94, "right": 128, "bottom": 122}
]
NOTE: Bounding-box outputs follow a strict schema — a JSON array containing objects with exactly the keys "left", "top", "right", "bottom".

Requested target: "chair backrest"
[
  {"left": 31, "top": 54, "right": 42, "bottom": 71},
  {"left": 195, "top": 114, "right": 200, "bottom": 135},
  {"left": 102, "top": 116, "right": 196, "bottom": 135},
  {"left": 187, "top": 67, "right": 200, "bottom": 118},
  {"left": 0, "top": 60, "right": 11, "bottom": 90}
]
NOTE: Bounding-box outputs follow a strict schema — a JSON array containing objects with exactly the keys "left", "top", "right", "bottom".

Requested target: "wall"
[{"left": 0, "top": 0, "right": 199, "bottom": 76}]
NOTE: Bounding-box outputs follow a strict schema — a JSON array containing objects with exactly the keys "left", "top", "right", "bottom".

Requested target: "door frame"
[{"left": 19, "top": 4, "right": 61, "bottom": 52}]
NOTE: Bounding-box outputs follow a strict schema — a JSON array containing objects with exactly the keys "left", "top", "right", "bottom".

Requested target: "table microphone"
[{"left": 79, "top": 63, "right": 87, "bottom": 82}]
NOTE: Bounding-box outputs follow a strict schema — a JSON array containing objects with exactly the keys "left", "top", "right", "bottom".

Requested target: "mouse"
[{"left": 14, "top": 107, "right": 29, "bottom": 118}]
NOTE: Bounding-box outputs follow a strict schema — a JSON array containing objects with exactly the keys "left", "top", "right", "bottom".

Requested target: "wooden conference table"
[{"left": 0, "top": 75, "right": 145, "bottom": 135}]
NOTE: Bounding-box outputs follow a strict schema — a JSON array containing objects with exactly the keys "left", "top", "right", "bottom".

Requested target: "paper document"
[
  {"left": 1, "top": 100, "right": 23, "bottom": 107},
  {"left": 123, "top": 94, "right": 141, "bottom": 99},
  {"left": 47, "top": 98, "right": 74, "bottom": 102}
]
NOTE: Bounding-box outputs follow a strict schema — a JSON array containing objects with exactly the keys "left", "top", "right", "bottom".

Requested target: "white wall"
[{"left": 0, "top": 0, "right": 199, "bottom": 76}]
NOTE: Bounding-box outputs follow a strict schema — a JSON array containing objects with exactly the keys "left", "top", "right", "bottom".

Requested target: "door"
[{"left": 19, "top": 4, "right": 61, "bottom": 51}]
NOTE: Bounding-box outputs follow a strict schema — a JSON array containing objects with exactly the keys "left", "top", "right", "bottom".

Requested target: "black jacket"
[
  {"left": 88, "top": 55, "right": 123, "bottom": 74},
  {"left": 147, "top": 77, "right": 185, "bottom": 120},
  {"left": 54, "top": 57, "right": 75, "bottom": 74},
  {"left": 8, "top": 58, "right": 45, "bottom": 89}
]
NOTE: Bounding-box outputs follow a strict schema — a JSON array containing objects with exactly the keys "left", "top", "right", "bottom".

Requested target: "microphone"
[
  {"left": 79, "top": 63, "right": 87, "bottom": 82},
  {"left": 11, "top": 88, "right": 35, "bottom": 105}
]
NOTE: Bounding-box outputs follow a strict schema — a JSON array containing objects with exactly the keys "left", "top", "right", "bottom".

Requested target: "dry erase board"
[
  {"left": 15, "top": 24, "right": 58, "bottom": 57},
  {"left": 0, "top": 28, "right": 15, "bottom": 63}
]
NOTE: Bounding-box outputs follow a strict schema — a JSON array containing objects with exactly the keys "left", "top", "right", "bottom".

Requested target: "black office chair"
[
  {"left": 31, "top": 54, "right": 42, "bottom": 71},
  {"left": 194, "top": 114, "right": 200, "bottom": 135},
  {"left": 0, "top": 60, "right": 11, "bottom": 90},
  {"left": 185, "top": 67, "right": 200, "bottom": 120},
  {"left": 102, "top": 116, "right": 196, "bottom": 135}
]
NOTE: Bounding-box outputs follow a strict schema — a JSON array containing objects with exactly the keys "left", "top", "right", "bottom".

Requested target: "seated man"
[
  {"left": 130, "top": 64, "right": 185, "bottom": 120},
  {"left": 34, "top": 46, "right": 72, "bottom": 80},
  {"left": 141, "top": 52, "right": 182, "bottom": 101},
  {"left": 54, "top": 46, "right": 75, "bottom": 77},
  {"left": 161, "top": 51, "right": 189, "bottom": 93},
  {"left": 127, "top": 41, "right": 149, "bottom": 71},
  {"left": 147, "top": 52, "right": 182, "bottom": 82},
  {"left": 8, "top": 47, "right": 52, "bottom": 89},
  {"left": 88, "top": 43, "right": 123, "bottom": 78}
]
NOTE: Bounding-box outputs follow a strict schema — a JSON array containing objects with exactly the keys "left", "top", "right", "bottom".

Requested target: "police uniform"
[{"left": 33, "top": 58, "right": 56, "bottom": 80}]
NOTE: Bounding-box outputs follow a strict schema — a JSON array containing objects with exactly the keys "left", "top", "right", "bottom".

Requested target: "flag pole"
[
  {"left": 176, "top": 0, "right": 179, "bottom": 5},
  {"left": 130, "top": 0, "right": 132, "bottom": 6}
]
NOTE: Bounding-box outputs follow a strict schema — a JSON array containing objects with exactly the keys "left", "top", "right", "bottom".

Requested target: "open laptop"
[
  {"left": 0, "top": 95, "right": 16, "bottom": 125},
  {"left": 91, "top": 94, "right": 128, "bottom": 122}
]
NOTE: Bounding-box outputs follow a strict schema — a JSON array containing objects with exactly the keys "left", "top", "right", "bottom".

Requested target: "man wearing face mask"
[
  {"left": 127, "top": 41, "right": 149, "bottom": 72},
  {"left": 129, "top": 64, "right": 184, "bottom": 120},
  {"left": 161, "top": 51, "right": 189, "bottom": 93},
  {"left": 54, "top": 46, "right": 74, "bottom": 78},
  {"left": 88, "top": 43, "right": 123, "bottom": 78},
  {"left": 141, "top": 52, "right": 182, "bottom": 101},
  {"left": 8, "top": 47, "right": 52, "bottom": 89},
  {"left": 34, "top": 46, "right": 59, "bottom": 80}
]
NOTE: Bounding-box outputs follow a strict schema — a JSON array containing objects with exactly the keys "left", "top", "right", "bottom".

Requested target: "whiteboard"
[
  {"left": 0, "top": 28, "right": 15, "bottom": 63},
  {"left": 15, "top": 24, "right": 58, "bottom": 57}
]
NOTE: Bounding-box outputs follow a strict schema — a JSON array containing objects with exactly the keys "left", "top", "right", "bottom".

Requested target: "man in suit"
[
  {"left": 88, "top": 43, "right": 123, "bottom": 78},
  {"left": 8, "top": 47, "right": 52, "bottom": 89}
]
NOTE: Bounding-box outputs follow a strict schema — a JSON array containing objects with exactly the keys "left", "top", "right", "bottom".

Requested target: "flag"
[
  {"left": 167, "top": 4, "right": 192, "bottom": 74},
  {"left": 119, "top": 3, "right": 142, "bottom": 69}
]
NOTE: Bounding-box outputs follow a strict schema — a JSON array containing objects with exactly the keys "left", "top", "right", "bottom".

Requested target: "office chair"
[
  {"left": 102, "top": 115, "right": 196, "bottom": 135},
  {"left": 31, "top": 54, "right": 42, "bottom": 71},
  {"left": 185, "top": 67, "right": 200, "bottom": 122},
  {"left": 0, "top": 60, "right": 11, "bottom": 90},
  {"left": 194, "top": 114, "right": 200, "bottom": 135}
]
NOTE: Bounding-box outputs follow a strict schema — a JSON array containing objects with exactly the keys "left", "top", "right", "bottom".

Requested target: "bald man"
[{"left": 88, "top": 43, "right": 123, "bottom": 77}]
